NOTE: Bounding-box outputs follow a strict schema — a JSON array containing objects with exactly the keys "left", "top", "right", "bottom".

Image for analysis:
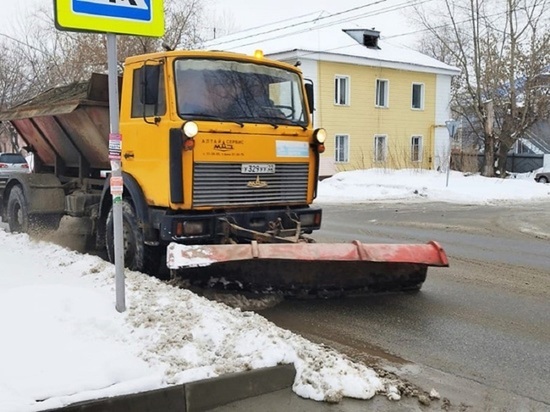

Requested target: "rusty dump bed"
[
  {"left": 167, "top": 241, "right": 449, "bottom": 296},
  {"left": 0, "top": 73, "right": 113, "bottom": 172}
]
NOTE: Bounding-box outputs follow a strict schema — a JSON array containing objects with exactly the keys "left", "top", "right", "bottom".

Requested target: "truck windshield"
[{"left": 174, "top": 59, "right": 308, "bottom": 127}]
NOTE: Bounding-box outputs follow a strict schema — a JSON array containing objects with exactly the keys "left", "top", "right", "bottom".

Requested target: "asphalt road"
[{"left": 260, "top": 201, "right": 550, "bottom": 410}]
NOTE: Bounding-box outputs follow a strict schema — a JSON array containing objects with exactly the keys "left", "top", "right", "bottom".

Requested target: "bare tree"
[
  {"left": 414, "top": 0, "right": 550, "bottom": 177},
  {"left": 495, "top": 0, "right": 550, "bottom": 175},
  {"left": 0, "top": 0, "right": 208, "bottom": 109}
]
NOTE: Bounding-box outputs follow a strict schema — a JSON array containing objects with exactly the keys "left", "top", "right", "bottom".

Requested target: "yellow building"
[{"left": 204, "top": 20, "right": 460, "bottom": 176}]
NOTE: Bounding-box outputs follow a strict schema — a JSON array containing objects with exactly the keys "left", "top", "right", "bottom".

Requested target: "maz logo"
[
  {"left": 213, "top": 142, "right": 234, "bottom": 152},
  {"left": 247, "top": 176, "right": 268, "bottom": 188}
]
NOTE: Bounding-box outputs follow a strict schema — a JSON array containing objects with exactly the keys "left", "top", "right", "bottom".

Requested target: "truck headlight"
[
  {"left": 183, "top": 121, "right": 198, "bottom": 138},
  {"left": 313, "top": 128, "right": 327, "bottom": 144}
]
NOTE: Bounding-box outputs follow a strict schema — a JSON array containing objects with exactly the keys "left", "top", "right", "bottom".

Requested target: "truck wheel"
[
  {"left": 106, "top": 200, "right": 161, "bottom": 275},
  {"left": 6, "top": 186, "right": 30, "bottom": 233}
]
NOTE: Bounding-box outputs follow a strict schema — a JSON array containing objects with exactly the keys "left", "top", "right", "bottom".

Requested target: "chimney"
[{"left": 363, "top": 29, "right": 380, "bottom": 49}]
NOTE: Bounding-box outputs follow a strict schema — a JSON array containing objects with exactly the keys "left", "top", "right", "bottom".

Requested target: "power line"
[
  {"left": 206, "top": 0, "right": 392, "bottom": 48},
  {"left": 206, "top": 0, "right": 435, "bottom": 51},
  {"left": 288, "top": 9, "right": 510, "bottom": 61},
  {"left": 208, "top": 2, "right": 528, "bottom": 65}
]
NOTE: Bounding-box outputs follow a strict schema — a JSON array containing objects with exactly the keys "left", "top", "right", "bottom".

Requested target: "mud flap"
[{"left": 167, "top": 241, "right": 448, "bottom": 296}]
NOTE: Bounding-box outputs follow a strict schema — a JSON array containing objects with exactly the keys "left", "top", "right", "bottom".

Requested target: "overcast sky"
[{"left": 0, "top": 0, "right": 420, "bottom": 47}]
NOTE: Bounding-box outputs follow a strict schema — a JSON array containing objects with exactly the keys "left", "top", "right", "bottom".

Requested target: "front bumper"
[{"left": 159, "top": 206, "right": 322, "bottom": 243}]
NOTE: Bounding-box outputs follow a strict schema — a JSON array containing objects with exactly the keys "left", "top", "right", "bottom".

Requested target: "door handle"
[{"left": 123, "top": 152, "right": 134, "bottom": 160}]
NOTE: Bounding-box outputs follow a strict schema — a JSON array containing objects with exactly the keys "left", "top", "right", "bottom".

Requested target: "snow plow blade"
[{"left": 167, "top": 241, "right": 448, "bottom": 296}]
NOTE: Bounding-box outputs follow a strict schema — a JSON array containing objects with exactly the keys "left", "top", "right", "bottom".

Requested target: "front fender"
[{"left": 97, "top": 172, "right": 157, "bottom": 245}]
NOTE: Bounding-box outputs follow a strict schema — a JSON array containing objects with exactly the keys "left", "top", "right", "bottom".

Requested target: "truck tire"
[
  {"left": 106, "top": 200, "right": 161, "bottom": 275},
  {"left": 6, "top": 186, "right": 30, "bottom": 233}
]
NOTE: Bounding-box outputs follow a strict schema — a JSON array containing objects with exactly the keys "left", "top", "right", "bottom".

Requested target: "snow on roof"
[{"left": 203, "top": 12, "right": 460, "bottom": 75}]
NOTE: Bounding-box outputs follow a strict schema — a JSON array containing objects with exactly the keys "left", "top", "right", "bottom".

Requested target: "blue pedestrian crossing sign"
[{"left": 55, "top": 0, "right": 164, "bottom": 37}]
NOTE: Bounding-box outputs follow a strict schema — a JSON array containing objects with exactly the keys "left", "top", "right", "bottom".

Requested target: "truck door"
[{"left": 120, "top": 63, "right": 171, "bottom": 207}]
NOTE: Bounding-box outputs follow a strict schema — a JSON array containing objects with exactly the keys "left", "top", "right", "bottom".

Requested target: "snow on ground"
[
  {"left": 1, "top": 169, "right": 548, "bottom": 411},
  {"left": 0, "top": 231, "right": 387, "bottom": 411},
  {"left": 316, "top": 169, "right": 550, "bottom": 204}
]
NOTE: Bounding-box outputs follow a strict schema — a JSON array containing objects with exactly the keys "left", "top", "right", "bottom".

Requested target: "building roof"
[
  {"left": 203, "top": 13, "right": 460, "bottom": 76},
  {"left": 525, "top": 120, "right": 550, "bottom": 154}
]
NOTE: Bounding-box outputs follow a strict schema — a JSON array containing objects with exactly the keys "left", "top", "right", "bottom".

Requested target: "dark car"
[
  {"left": 535, "top": 171, "right": 550, "bottom": 183},
  {"left": 0, "top": 152, "right": 30, "bottom": 175}
]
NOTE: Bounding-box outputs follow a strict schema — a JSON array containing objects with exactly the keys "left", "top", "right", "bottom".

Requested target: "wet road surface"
[{"left": 260, "top": 201, "right": 550, "bottom": 410}]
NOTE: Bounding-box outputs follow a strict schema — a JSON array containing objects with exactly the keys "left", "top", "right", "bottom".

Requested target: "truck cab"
[{"left": 118, "top": 51, "right": 325, "bottom": 260}]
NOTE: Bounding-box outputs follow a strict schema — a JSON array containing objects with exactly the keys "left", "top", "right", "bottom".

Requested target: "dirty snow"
[{"left": 1, "top": 168, "right": 548, "bottom": 411}]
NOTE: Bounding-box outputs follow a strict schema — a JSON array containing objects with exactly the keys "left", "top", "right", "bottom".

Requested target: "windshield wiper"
[
  {"left": 179, "top": 112, "right": 244, "bottom": 127},
  {"left": 234, "top": 116, "right": 279, "bottom": 129},
  {"left": 232, "top": 116, "right": 307, "bottom": 130},
  {"left": 260, "top": 117, "right": 307, "bottom": 131}
]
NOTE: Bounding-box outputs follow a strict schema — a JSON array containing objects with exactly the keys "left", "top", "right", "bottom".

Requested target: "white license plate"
[{"left": 241, "top": 163, "right": 276, "bottom": 174}]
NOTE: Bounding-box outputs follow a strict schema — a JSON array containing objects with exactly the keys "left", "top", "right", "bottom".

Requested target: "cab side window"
[{"left": 131, "top": 66, "right": 166, "bottom": 118}]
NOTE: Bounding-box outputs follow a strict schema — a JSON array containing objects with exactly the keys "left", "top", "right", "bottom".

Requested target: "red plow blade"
[{"left": 167, "top": 241, "right": 449, "bottom": 296}]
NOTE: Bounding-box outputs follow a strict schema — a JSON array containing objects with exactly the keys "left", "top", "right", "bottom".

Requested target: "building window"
[
  {"left": 411, "top": 136, "right": 423, "bottom": 162},
  {"left": 335, "top": 134, "right": 349, "bottom": 162},
  {"left": 375, "top": 79, "right": 389, "bottom": 107},
  {"left": 374, "top": 135, "right": 387, "bottom": 162},
  {"left": 334, "top": 76, "right": 350, "bottom": 105},
  {"left": 412, "top": 83, "right": 424, "bottom": 109}
]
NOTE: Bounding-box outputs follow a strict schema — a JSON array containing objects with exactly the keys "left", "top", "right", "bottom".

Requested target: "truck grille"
[{"left": 193, "top": 163, "right": 309, "bottom": 207}]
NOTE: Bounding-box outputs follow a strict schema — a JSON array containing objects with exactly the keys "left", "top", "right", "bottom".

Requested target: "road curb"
[{"left": 45, "top": 364, "right": 296, "bottom": 412}]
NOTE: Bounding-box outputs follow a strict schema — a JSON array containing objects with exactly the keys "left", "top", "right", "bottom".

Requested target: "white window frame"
[
  {"left": 335, "top": 134, "right": 350, "bottom": 163},
  {"left": 375, "top": 79, "right": 389, "bottom": 108},
  {"left": 334, "top": 75, "right": 350, "bottom": 106},
  {"left": 411, "top": 135, "right": 423, "bottom": 162},
  {"left": 374, "top": 134, "right": 387, "bottom": 162},
  {"left": 411, "top": 83, "right": 424, "bottom": 110}
]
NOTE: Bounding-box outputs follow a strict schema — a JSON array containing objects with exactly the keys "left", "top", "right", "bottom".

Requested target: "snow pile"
[
  {"left": 0, "top": 230, "right": 389, "bottom": 411},
  {"left": 316, "top": 169, "right": 549, "bottom": 204}
]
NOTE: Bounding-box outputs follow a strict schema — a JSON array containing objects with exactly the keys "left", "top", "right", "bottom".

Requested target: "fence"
[{"left": 451, "top": 152, "right": 544, "bottom": 174}]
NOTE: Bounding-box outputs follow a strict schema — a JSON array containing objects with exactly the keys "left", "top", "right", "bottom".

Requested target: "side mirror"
[
  {"left": 305, "top": 81, "right": 314, "bottom": 114},
  {"left": 141, "top": 65, "right": 160, "bottom": 106}
]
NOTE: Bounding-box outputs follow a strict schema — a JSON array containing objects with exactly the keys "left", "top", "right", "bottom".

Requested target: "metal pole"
[
  {"left": 446, "top": 152, "right": 451, "bottom": 187},
  {"left": 107, "top": 33, "right": 125, "bottom": 312},
  {"left": 445, "top": 120, "right": 459, "bottom": 188}
]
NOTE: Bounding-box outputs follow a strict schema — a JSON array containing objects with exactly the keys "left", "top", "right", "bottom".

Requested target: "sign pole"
[
  {"left": 106, "top": 33, "right": 125, "bottom": 313},
  {"left": 54, "top": 0, "right": 164, "bottom": 313},
  {"left": 445, "top": 120, "right": 459, "bottom": 188}
]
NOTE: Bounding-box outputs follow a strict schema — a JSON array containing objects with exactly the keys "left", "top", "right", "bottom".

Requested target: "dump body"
[{"left": 0, "top": 74, "right": 112, "bottom": 176}]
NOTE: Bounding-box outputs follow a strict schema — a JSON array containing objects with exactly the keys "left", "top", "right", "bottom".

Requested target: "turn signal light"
[
  {"left": 317, "top": 144, "right": 325, "bottom": 153},
  {"left": 314, "top": 212, "right": 321, "bottom": 225},
  {"left": 183, "top": 138, "right": 195, "bottom": 151}
]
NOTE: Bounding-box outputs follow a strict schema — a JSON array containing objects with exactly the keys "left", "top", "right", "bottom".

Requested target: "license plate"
[{"left": 241, "top": 163, "right": 276, "bottom": 174}]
